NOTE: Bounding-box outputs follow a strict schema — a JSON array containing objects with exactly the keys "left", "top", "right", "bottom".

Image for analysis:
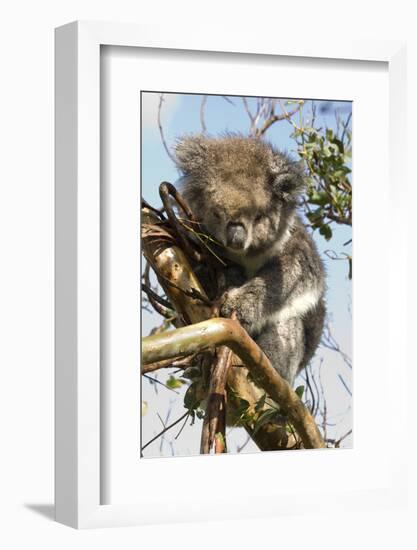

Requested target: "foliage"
[
  {"left": 140, "top": 96, "right": 353, "bottom": 455},
  {"left": 292, "top": 111, "right": 352, "bottom": 241}
]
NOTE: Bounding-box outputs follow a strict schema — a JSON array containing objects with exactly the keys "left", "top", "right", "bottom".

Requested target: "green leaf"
[
  {"left": 182, "top": 366, "right": 201, "bottom": 380},
  {"left": 295, "top": 385, "right": 305, "bottom": 399},
  {"left": 319, "top": 224, "right": 333, "bottom": 240},
  {"left": 183, "top": 383, "right": 200, "bottom": 410},
  {"left": 327, "top": 143, "right": 339, "bottom": 155},
  {"left": 323, "top": 145, "right": 332, "bottom": 157},
  {"left": 333, "top": 137, "right": 345, "bottom": 154},
  {"left": 306, "top": 209, "right": 323, "bottom": 222},
  {"left": 235, "top": 398, "right": 250, "bottom": 414},
  {"left": 233, "top": 398, "right": 253, "bottom": 425},
  {"left": 166, "top": 375, "right": 184, "bottom": 389},
  {"left": 285, "top": 423, "right": 296, "bottom": 435},
  {"left": 309, "top": 190, "right": 329, "bottom": 206},
  {"left": 325, "top": 128, "right": 334, "bottom": 141},
  {"left": 214, "top": 432, "right": 226, "bottom": 448}
]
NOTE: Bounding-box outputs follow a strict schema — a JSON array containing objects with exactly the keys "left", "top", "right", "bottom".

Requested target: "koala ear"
[
  {"left": 269, "top": 153, "right": 305, "bottom": 202},
  {"left": 174, "top": 135, "right": 211, "bottom": 176}
]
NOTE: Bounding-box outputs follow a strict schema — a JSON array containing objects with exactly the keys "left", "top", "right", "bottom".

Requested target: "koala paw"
[{"left": 220, "top": 287, "right": 258, "bottom": 334}]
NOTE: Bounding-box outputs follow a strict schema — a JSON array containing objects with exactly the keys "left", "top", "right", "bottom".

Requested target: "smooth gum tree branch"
[
  {"left": 142, "top": 207, "right": 212, "bottom": 324},
  {"left": 142, "top": 318, "right": 325, "bottom": 450}
]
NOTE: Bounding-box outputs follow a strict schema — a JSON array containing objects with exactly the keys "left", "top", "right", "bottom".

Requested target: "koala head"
[{"left": 174, "top": 134, "right": 304, "bottom": 257}]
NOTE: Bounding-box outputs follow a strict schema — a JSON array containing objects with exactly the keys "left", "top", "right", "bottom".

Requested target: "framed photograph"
[{"left": 55, "top": 21, "right": 407, "bottom": 528}]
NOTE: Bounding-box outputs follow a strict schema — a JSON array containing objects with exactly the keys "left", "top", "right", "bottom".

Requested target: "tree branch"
[
  {"left": 255, "top": 103, "right": 303, "bottom": 137},
  {"left": 142, "top": 207, "right": 212, "bottom": 325},
  {"left": 142, "top": 318, "right": 325, "bottom": 449},
  {"left": 200, "top": 342, "right": 234, "bottom": 454},
  {"left": 157, "top": 94, "right": 176, "bottom": 164}
]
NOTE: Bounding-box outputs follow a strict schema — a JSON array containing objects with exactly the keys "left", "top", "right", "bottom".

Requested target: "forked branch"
[{"left": 142, "top": 318, "right": 325, "bottom": 450}]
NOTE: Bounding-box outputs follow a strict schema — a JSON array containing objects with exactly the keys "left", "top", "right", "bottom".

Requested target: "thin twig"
[
  {"left": 159, "top": 181, "right": 203, "bottom": 262},
  {"left": 338, "top": 374, "right": 352, "bottom": 396},
  {"left": 341, "top": 112, "right": 352, "bottom": 144},
  {"left": 222, "top": 96, "right": 235, "bottom": 106},
  {"left": 322, "top": 322, "right": 352, "bottom": 370},
  {"left": 143, "top": 374, "right": 180, "bottom": 394},
  {"left": 141, "top": 353, "right": 197, "bottom": 374},
  {"left": 200, "top": 95, "right": 208, "bottom": 133},
  {"left": 142, "top": 411, "right": 190, "bottom": 452},
  {"left": 174, "top": 411, "right": 191, "bottom": 440},
  {"left": 141, "top": 283, "right": 173, "bottom": 312},
  {"left": 157, "top": 94, "right": 176, "bottom": 164},
  {"left": 304, "top": 363, "right": 316, "bottom": 415},
  {"left": 242, "top": 97, "right": 255, "bottom": 123},
  {"left": 256, "top": 103, "right": 303, "bottom": 136},
  {"left": 157, "top": 271, "right": 213, "bottom": 307},
  {"left": 326, "top": 428, "right": 353, "bottom": 448},
  {"left": 236, "top": 434, "right": 251, "bottom": 453}
]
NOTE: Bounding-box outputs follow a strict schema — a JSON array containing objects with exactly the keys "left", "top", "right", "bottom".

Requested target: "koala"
[{"left": 174, "top": 134, "right": 326, "bottom": 387}]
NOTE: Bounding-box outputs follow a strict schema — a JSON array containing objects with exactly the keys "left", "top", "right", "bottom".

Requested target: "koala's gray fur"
[{"left": 174, "top": 134, "right": 326, "bottom": 387}]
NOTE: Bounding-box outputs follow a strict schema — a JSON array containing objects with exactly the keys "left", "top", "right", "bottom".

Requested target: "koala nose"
[{"left": 226, "top": 222, "right": 246, "bottom": 249}]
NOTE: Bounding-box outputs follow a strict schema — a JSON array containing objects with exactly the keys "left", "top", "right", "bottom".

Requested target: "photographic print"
[{"left": 141, "top": 92, "right": 352, "bottom": 458}]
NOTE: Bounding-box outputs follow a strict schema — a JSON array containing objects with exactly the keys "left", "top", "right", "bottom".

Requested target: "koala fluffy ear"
[
  {"left": 269, "top": 153, "right": 305, "bottom": 203},
  {"left": 174, "top": 135, "right": 211, "bottom": 176}
]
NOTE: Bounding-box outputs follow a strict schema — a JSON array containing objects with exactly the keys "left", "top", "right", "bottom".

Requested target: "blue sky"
[{"left": 141, "top": 92, "right": 352, "bottom": 457}]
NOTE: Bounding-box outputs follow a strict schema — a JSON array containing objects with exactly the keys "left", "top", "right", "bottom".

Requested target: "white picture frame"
[{"left": 55, "top": 21, "right": 407, "bottom": 529}]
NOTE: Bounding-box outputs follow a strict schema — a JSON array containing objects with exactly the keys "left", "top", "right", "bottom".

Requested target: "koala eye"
[
  {"left": 254, "top": 214, "right": 263, "bottom": 223},
  {"left": 212, "top": 211, "right": 221, "bottom": 220}
]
